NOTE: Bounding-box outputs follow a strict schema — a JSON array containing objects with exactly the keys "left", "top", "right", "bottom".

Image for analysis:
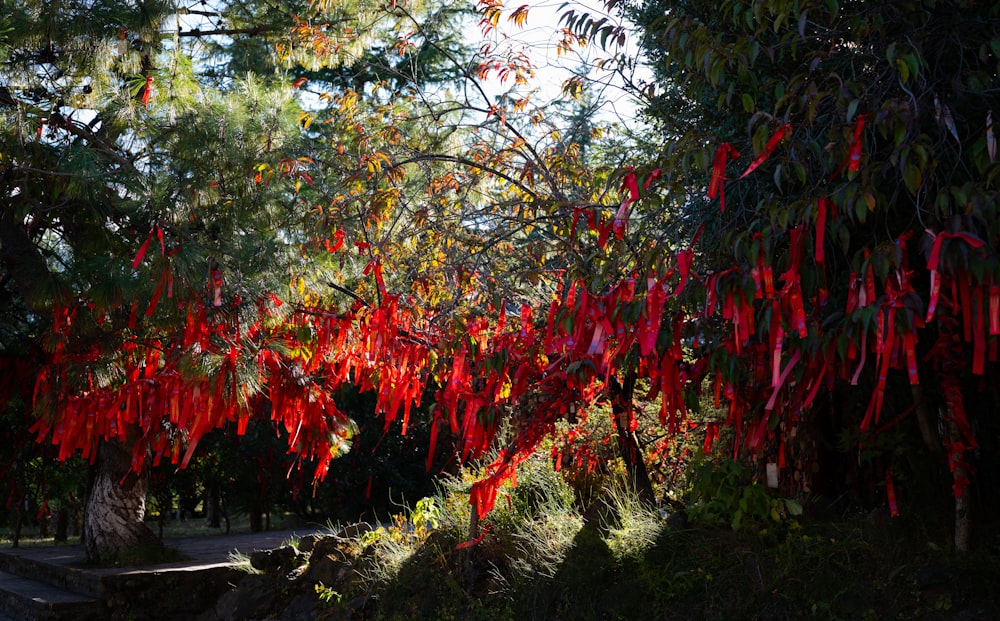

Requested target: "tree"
[
  {"left": 0, "top": 0, "right": 359, "bottom": 560},
  {"left": 20, "top": 0, "right": 998, "bottom": 565},
  {"left": 391, "top": 0, "right": 1000, "bottom": 555},
  {"left": 611, "top": 0, "right": 1000, "bottom": 550},
  {"left": 0, "top": 0, "right": 509, "bottom": 561}
]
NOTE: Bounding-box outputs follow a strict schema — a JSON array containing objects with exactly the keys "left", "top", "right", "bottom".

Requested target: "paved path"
[{"left": 1, "top": 529, "right": 313, "bottom": 576}]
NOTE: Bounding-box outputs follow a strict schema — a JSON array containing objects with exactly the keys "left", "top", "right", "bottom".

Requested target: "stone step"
[
  {"left": 0, "top": 547, "right": 104, "bottom": 599},
  {"left": 0, "top": 569, "right": 102, "bottom": 621}
]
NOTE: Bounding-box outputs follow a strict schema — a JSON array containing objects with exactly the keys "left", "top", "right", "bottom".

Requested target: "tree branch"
[{"left": 175, "top": 26, "right": 279, "bottom": 38}]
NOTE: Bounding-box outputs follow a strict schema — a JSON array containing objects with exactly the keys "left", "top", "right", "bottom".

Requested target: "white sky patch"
[{"left": 474, "top": 0, "right": 652, "bottom": 124}]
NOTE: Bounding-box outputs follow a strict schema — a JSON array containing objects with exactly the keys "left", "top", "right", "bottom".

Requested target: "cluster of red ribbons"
[
  {"left": 708, "top": 124, "right": 790, "bottom": 212},
  {"left": 29, "top": 107, "right": 1000, "bottom": 524}
]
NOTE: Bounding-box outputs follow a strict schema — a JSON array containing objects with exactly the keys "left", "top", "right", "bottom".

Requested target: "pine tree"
[{"left": 0, "top": 0, "right": 481, "bottom": 560}]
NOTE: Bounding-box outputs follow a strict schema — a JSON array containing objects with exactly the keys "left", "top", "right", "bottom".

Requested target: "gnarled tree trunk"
[
  {"left": 610, "top": 373, "right": 656, "bottom": 505},
  {"left": 83, "top": 440, "right": 160, "bottom": 563}
]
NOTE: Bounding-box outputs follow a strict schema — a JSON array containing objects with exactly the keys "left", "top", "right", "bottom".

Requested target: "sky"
[
  {"left": 166, "top": 0, "right": 651, "bottom": 125},
  {"left": 472, "top": 0, "right": 652, "bottom": 124}
]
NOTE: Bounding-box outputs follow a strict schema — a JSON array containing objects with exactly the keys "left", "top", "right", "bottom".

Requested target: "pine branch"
[
  {"left": 176, "top": 26, "right": 279, "bottom": 38},
  {"left": 326, "top": 281, "right": 371, "bottom": 308}
]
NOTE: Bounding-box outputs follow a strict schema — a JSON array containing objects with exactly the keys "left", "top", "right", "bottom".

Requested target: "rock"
[
  {"left": 214, "top": 574, "right": 279, "bottom": 621},
  {"left": 915, "top": 562, "right": 954, "bottom": 589},
  {"left": 665, "top": 508, "right": 688, "bottom": 530},
  {"left": 102, "top": 565, "right": 244, "bottom": 620},
  {"left": 335, "top": 522, "right": 374, "bottom": 540},
  {"left": 281, "top": 593, "right": 319, "bottom": 621},
  {"left": 250, "top": 545, "right": 303, "bottom": 573},
  {"left": 311, "top": 536, "right": 351, "bottom": 561},
  {"left": 297, "top": 534, "right": 318, "bottom": 554},
  {"left": 304, "top": 551, "right": 360, "bottom": 589}
]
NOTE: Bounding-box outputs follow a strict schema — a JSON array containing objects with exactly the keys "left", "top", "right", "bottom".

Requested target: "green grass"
[
  {"left": 345, "top": 511, "right": 1000, "bottom": 621},
  {"left": 301, "top": 456, "right": 1000, "bottom": 621}
]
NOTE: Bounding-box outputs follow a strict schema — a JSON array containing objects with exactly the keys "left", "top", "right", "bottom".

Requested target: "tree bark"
[
  {"left": 910, "top": 384, "right": 941, "bottom": 454},
  {"left": 206, "top": 485, "right": 222, "bottom": 528},
  {"left": 953, "top": 460, "right": 971, "bottom": 554},
  {"left": 947, "top": 411, "right": 972, "bottom": 554},
  {"left": 83, "top": 441, "right": 161, "bottom": 563},
  {"left": 610, "top": 373, "right": 656, "bottom": 505}
]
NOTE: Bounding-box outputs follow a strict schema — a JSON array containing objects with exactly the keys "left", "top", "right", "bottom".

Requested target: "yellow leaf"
[
  {"left": 508, "top": 5, "right": 530, "bottom": 28},
  {"left": 498, "top": 378, "right": 512, "bottom": 399}
]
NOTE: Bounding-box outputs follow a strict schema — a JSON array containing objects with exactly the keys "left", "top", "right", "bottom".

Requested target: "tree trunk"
[
  {"left": 54, "top": 506, "right": 69, "bottom": 541},
  {"left": 83, "top": 441, "right": 161, "bottom": 563},
  {"left": 248, "top": 503, "right": 264, "bottom": 532},
  {"left": 953, "top": 461, "right": 971, "bottom": 553},
  {"left": 610, "top": 373, "right": 656, "bottom": 505},
  {"left": 947, "top": 411, "right": 972, "bottom": 554},
  {"left": 206, "top": 485, "right": 222, "bottom": 528},
  {"left": 910, "top": 384, "right": 941, "bottom": 454}
]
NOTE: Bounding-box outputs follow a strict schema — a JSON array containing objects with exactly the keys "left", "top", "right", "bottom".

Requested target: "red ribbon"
[
  {"left": 925, "top": 230, "right": 985, "bottom": 322},
  {"left": 326, "top": 229, "right": 345, "bottom": 252},
  {"left": 364, "top": 258, "right": 385, "bottom": 297},
  {"left": 766, "top": 350, "right": 800, "bottom": 411},
  {"left": 141, "top": 76, "right": 153, "bottom": 108},
  {"left": 132, "top": 227, "right": 155, "bottom": 269},
  {"left": 833, "top": 114, "right": 870, "bottom": 177},
  {"left": 708, "top": 143, "right": 739, "bottom": 212},
  {"left": 740, "top": 124, "right": 791, "bottom": 179},
  {"left": 145, "top": 268, "right": 168, "bottom": 317},
  {"left": 886, "top": 470, "right": 899, "bottom": 517},
  {"left": 613, "top": 169, "right": 640, "bottom": 239},
  {"left": 454, "top": 523, "right": 492, "bottom": 550},
  {"left": 815, "top": 198, "right": 829, "bottom": 264},
  {"left": 973, "top": 284, "right": 985, "bottom": 375},
  {"left": 990, "top": 282, "right": 999, "bottom": 336}
]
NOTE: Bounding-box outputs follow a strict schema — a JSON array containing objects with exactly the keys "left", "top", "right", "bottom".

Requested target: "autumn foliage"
[{"left": 4, "top": 0, "right": 1000, "bottom": 554}]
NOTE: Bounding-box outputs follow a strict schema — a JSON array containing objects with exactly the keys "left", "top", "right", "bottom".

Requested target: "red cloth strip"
[
  {"left": 708, "top": 143, "right": 739, "bottom": 212},
  {"left": 740, "top": 124, "right": 791, "bottom": 179}
]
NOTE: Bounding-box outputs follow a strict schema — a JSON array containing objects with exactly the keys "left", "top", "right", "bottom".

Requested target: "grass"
[
  {"left": 5, "top": 457, "right": 999, "bottom": 619},
  {"left": 349, "top": 510, "right": 1000, "bottom": 621},
  {"left": 297, "top": 455, "right": 1000, "bottom": 621}
]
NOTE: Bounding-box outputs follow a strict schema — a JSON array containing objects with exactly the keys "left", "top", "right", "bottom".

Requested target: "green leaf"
[
  {"left": 854, "top": 196, "right": 868, "bottom": 223},
  {"left": 792, "top": 161, "right": 806, "bottom": 184},
  {"left": 903, "top": 164, "right": 923, "bottom": 194},
  {"left": 846, "top": 99, "right": 859, "bottom": 122},
  {"left": 742, "top": 92, "right": 755, "bottom": 113},
  {"left": 896, "top": 57, "right": 910, "bottom": 83},
  {"left": 784, "top": 498, "right": 803, "bottom": 516}
]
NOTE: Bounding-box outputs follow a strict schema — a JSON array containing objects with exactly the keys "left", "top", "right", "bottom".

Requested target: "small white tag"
[{"left": 766, "top": 462, "right": 779, "bottom": 489}]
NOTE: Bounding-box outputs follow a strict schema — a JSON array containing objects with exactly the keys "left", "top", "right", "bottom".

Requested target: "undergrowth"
[{"left": 310, "top": 451, "right": 1000, "bottom": 621}]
